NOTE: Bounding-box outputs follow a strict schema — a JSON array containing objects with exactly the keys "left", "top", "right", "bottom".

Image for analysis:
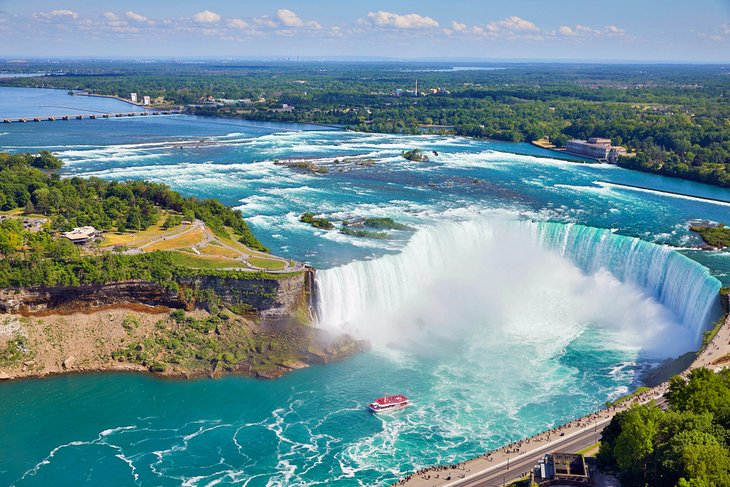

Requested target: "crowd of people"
[{"left": 395, "top": 463, "right": 470, "bottom": 485}]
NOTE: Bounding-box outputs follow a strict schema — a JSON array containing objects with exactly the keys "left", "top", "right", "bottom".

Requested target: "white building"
[
  {"left": 143, "top": 96, "right": 151, "bottom": 105},
  {"left": 130, "top": 93, "right": 138, "bottom": 103},
  {"left": 62, "top": 226, "right": 101, "bottom": 244},
  {"left": 566, "top": 137, "right": 627, "bottom": 162}
]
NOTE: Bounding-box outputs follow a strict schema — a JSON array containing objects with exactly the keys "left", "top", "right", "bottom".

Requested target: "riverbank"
[
  {"left": 72, "top": 91, "right": 176, "bottom": 111},
  {"left": 395, "top": 302, "right": 730, "bottom": 486},
  {"left": 0, "top": 304, "right": 367, "bottom": 382},
  {"left": 531, "top": 139, "right": 601, "bottom": 163}
]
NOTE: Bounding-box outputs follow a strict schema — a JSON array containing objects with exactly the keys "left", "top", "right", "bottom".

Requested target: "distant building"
[
  {"left": 534, "top": 453, "right": 590, "bottom": 485},
  {"left": 130, "top": 93, "right": 138, "bottom": 103},
  {"left": 62, "top": 226, "right": 101, "bottom": 244},
  {"left": 566, "top": 137, "right": 627, "bottom": 162},
  {"left": 270, "top": 104, "right": 294, "bottom": 113},
  {"left": 142, "top": 96, "right": 151, "bottom": 105}
]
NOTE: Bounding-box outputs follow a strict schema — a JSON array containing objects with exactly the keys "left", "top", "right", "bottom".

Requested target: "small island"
[
  {"left": 690, "top": 224, "right": 730, "bottom": 249},
  {"left": 300, "top": 212, "right": 335, "bottom": 230},
  {"left": 362, "top": 217, "right": 415, "bottom": 231},
  {"left": 401, "top": 149, "right": 429, "bottom": 162},
  {"left": 300, "top": 212, "right": 414, "bottom": 239}
]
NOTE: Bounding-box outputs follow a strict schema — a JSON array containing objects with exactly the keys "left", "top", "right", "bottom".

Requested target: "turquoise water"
[
  {"left": 0, "top": 87, "right": 147, "bottom": 119},
  {"left": 1, "top": 88, "right": 729, "bottom": 486}
]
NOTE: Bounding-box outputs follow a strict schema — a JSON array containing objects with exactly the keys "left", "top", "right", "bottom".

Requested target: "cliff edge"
[{"left": 0, "top": 268, "right": 367, "bottom": 381}]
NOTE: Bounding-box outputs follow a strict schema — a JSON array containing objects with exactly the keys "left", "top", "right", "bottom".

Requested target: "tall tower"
[{"left": 415, "top": 79, "right": 418, "bottom": 96}]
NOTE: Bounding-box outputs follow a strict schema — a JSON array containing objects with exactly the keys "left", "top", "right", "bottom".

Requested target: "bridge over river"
[{"left": 2, "top": 110, "right": 183, "bottom": 123}]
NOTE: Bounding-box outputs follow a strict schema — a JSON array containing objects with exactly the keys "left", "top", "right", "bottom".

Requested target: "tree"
[
  {"left": 32, "top": 188, "right": 51, "bottom": 214},
  {"left": 665, "top": 430, "right": 730, "bottom": 487},
  {"left": 667, "top": 368, "right": 730, "bottom": 427},
  {"left": 51, "top": 238, "right": 80, "bottom": 262},
  {"left": 613, "top": 403, "right": 662, "bottom": 485}
]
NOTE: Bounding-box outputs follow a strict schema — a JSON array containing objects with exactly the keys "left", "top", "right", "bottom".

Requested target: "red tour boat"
[{"left": 368, "top": 394, "right": 410, "bottom": 413}]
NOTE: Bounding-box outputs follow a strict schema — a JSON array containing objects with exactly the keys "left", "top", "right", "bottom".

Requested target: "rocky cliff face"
[
  {"left": 0, "top": 281, "right": 179, "bottom": 314},
  {"left": 182, "top": 272, "right": 309, "bottom": 318},
  {"left": 0, "top": 269, "right": 313, "bottom": 319}
]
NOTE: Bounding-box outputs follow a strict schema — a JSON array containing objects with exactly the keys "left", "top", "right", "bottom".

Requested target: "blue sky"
[{"left": 0, "top": 0, "right": 729, "bottom": 61}]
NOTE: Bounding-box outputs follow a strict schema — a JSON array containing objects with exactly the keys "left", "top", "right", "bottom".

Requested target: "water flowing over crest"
[
  {"left": 531, "top": 221, "right": 722, "bottom": 343},
  {"left": 317, "top": 217, "right": 722, "bottom": 357}
]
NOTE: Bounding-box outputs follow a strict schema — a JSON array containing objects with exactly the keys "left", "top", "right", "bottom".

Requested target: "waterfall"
[
  {"left": 529, "top": 221, "right": 722, "bottom": 343},
  {"left": 316, "top": 217, "right": 722, "bottom": 349}
]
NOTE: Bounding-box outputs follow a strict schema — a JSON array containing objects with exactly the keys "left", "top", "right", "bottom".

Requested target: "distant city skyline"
[{"left": 0, "top": 0, "right": 729, "bottom": 62}]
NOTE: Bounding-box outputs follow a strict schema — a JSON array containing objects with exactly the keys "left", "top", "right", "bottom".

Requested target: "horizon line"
[{"left": 1, "top": 56, "right": 729, "bottom": 66}]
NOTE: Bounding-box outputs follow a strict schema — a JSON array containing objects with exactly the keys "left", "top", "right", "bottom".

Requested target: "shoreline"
[
  {"left": 530, "top": 139, "right": 602, "bottom": 163},
  {"left": 0, "top": 301, "right": 367, "bottom": 384},
  {"left": 394, "top": 304, "right": 730, "bottom": 486},
  {"left": 72, "top": 91, "right": 169, "bottom": 110}
]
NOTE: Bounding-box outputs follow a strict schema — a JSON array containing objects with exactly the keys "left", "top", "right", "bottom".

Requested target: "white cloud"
[
  {"left": 451, "top": 21, "right": 468, "bottom": 32},
  {"left": 559, "top": 25, "right": 575, "bottom": 36},
  {"left": 604, "top": 25, "right": 625, "bottom": 36},
  {"left": 722, "top": 24, "right": 730, "bottom": 35},
  {"left": 254, "top": 17, "right": 278, "bottom": 29},
  {"left": 577, "top": 25, "right": 598, "bottom": 34},
  {"left": 275, "top": 9, "right": 320, "bottom": 29},
  {"left": 102, "top": 12, "right": 118, "bottom": 21},
  {"left": 277, "top": 9, "right": 303, "bottom": 27},
  {"left": 227, "top": 18, "right": 249, "bottom": 30},
  {"left": 34, "top": 9, "right": 79, "bottom": 21},
  {"left": 125, "top": 11, "right": 151, "bottom": 24},
  {"left": 367, "top": 11, "right": 439, "bottom": 29},
  {"left": 486, "top": 16, "right": 538, "bottom": 33},
  {"left": 192, "top": 10, "right": 220, "bottom": 24},
  {"left": 112, "top": 25, "right": 140, "bottom": 33},
  {"left": 559, "top": 24, "right": 600, "bottom": 37},
  {"left": 448, "top": 16, "right": 542, "bottom": 40}
]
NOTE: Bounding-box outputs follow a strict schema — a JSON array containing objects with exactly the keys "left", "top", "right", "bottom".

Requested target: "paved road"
[
  {"left": 441, "top": 421, "right": 607, "bottom": 487},
  {"left": 436, "top": 396, "right": 669, "bottom": 487}
]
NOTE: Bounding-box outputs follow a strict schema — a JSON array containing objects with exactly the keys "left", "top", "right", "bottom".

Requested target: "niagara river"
[{"left": 0, "top": 87, "right": 729, "bottom": 487}]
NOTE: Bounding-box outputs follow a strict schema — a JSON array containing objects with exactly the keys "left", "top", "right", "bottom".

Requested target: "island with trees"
[
  {"left": 690, "top": 224, "right": 730, "bottom": 249},
  {"left": 0, "top": 152, "right": 365, "bottom": 380}
]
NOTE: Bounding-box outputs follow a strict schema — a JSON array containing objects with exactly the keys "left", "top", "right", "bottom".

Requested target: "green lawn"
[
  {"left": 248, "top": 256, "right": 286, "bottom": 270},
  {"left": 168, "top": 251, "right": 240, "bottom": 270}
]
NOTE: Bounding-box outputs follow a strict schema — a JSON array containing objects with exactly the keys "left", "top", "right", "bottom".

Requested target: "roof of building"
[{"left": 61, "top": 226, "right": 99, "bottom": 241}]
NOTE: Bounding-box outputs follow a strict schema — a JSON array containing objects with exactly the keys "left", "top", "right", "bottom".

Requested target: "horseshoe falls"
[
  {"left": 533, "top": 221, "right": 722, "bottom": 344},
  {"left": 317, "top": 218, "right": 722, "bottom": 359},
  {"left": 2, "top": 89, "right": 730, "bottom": 487}
]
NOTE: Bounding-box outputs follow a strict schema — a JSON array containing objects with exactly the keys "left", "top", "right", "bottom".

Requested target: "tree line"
[
  {"left": 0, "top": 152, "right": 265, "bottom": 250},
  {"left": 0, "top": 152, "right": 270, "bottom": 288},
  {"left": 598, "top": 368, "right": 730, "bottom": 487},
  {"left": 3, "top": 62, "right": 729, "bottom": 187}
]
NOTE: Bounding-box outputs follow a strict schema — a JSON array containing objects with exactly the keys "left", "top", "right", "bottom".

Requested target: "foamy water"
[{"left": 1, "top": 88, "right": 729, "bottom": 486}]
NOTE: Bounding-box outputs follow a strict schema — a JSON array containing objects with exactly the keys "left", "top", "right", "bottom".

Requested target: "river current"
[{"left": 0, "top": 87, "right": 729, "bottom": 486}]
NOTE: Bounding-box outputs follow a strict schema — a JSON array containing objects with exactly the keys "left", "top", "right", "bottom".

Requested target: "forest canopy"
[
  {"left": 4, "top": 61, "right": 728, "bottom": 186},
  {"left": 598, "top": 368, "right": 730, "bottom": 487}
]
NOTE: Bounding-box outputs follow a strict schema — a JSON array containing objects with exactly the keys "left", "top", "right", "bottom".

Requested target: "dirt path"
[{"left": 124, "top": 220, "right": 305, "bottom": 273}]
